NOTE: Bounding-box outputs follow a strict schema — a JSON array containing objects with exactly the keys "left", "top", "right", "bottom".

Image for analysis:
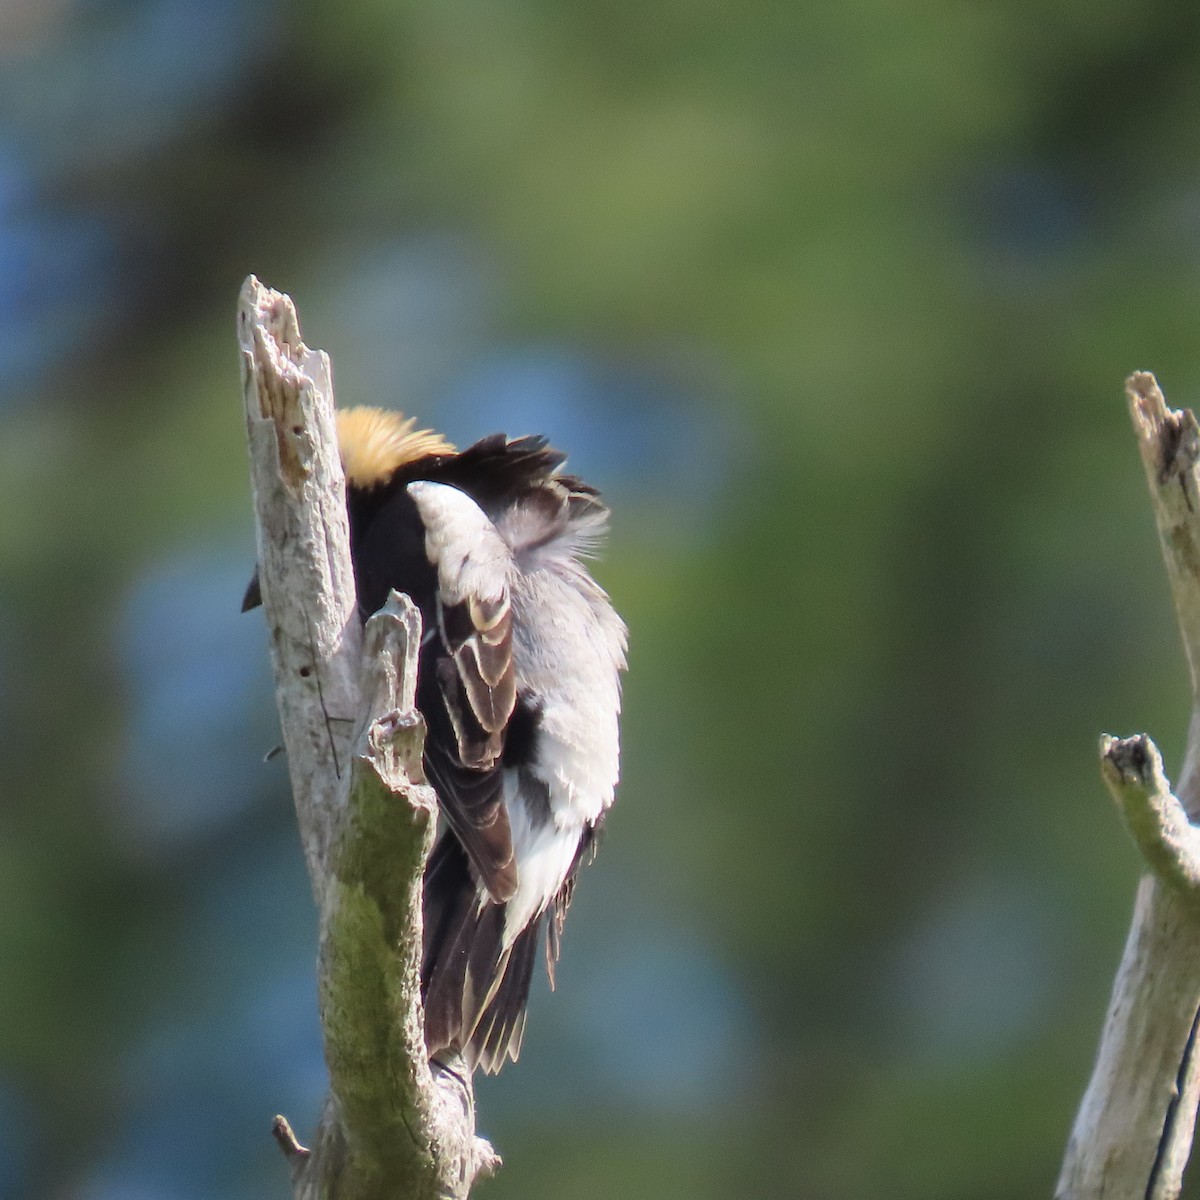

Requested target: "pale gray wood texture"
[
  {"left": 1058, "top": 374, "right": 1200, "bottom": 1200},
  {"left": 240, "top": 278, "right": 498, "bottom": 1199}
]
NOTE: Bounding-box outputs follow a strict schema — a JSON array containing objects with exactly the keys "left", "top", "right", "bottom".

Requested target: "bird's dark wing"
[
  {"left": 439, "top": 433, "right": 567, "bottom": 509},
  {"left": 408, "top": 480, "right": 519, "bottom": 903}
]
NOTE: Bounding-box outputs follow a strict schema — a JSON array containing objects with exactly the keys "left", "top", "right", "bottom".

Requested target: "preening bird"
[{"left": 245, "top": 407, "right": 627, "bottom": 1073}]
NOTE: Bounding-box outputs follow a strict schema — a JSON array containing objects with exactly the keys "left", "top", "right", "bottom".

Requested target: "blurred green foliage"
[{"left": 3, "top": 0, "right": 1200, "bottom": 1197}]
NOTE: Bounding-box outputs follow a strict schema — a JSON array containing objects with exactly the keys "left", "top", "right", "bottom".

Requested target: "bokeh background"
[{"left": 4, "top": 2, "right": 1200, "bottom": 1198}]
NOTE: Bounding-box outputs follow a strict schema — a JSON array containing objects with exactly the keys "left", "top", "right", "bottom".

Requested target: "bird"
[{"left": 244, "top": 406, "right": 627, "bottom": 1073}]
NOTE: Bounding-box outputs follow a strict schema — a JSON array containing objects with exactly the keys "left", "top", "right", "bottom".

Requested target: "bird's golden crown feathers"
[{"left": 336, "top": 406, "right": 456, "bottom": 488}]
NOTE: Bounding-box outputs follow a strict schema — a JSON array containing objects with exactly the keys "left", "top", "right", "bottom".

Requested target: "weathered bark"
[
  {"left": 1058, "top": 374, "right": 1200, "bottom": 1200},
  {"left": 239, "top": 277, "right": 498, "bottom": 1199}
]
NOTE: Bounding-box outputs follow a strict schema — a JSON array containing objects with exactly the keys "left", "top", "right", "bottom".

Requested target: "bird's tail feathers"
[
  {"left": 467, "top": 914, "right": 542, "bottom": 1074},
  {"left": 422, "top": 833, "right": 542, "bottom": 1074}
]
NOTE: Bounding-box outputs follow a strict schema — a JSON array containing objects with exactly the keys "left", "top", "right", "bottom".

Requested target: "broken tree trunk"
[{"left": 239, "top": 276, "right": 498, "bottom": 1200}]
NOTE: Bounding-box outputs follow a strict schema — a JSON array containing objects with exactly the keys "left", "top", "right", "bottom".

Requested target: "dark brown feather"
[
  {"left": 421, "top": 833, "right": 515, "bottom": 1068},
  {"left": 469, "top": 915, "right": 542, "bottom": 1074},
  {"left": 439, "top": 595, "right": 516, "bottom": 736},
  {"left": 423, "top": 731, "right": 517, "bottom": 902}
]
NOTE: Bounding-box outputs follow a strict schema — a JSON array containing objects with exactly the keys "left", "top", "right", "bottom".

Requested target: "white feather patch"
[
  {"left": 502, "top": 770, "right": 583, "bottom": 948},
  {"left": 407, "top": 480, "right": 512, "bottom": 604}
]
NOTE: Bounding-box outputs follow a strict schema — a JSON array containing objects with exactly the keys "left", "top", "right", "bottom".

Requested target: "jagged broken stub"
[
  {"left": 1127, "top": 371, "right": 1200, "bottom": 493},
  {"left": 1125, "top": 372, "right": 1200, "bottom": 702},
  {"left": 1099, "top": 731, "right": 1200, "bottom": 902},
  {"left": 1101, "top": 733, "right": 1156, "bottom": 787},
  {"left": 364, "top": 710, "right": 430, "bottom": 794},
  {"left": 239, "top": 276, "right": 315, "bottom": 489},
  {"left": 272, "top": 1114, "right": 311, "bottom": 1161},
  {"left": 355, "top": 592, "right": 430, "bottom": 788}
]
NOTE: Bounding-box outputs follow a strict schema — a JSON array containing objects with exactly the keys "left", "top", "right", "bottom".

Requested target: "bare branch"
[
  {"left": 1127, "top": 372, "right": 1200, "bottom": 824},
  {"left": 309, "top": 594, "right": 496, "bottom": 1199},
  {"left": 272, "top": 1115, "right": 311, "bottom": 1163},
  {"left": 1100, "top": 735, "right": 1200, "bottom": 897},
  {"left": 240, "top": 278, "right": 492, "bottom": 1198},
  {"left": 1058, "top": 374, "right": 1200, "bottom": 1199},
  {"left": 238, "top": 276, "right": 360, "bottom": 889},
  {"left": 1127, "top": 373, "right": 1200, "bottom": 706},
  {"left": 1058, "top": 878, "right": 1200, "bottom": 1200}
]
